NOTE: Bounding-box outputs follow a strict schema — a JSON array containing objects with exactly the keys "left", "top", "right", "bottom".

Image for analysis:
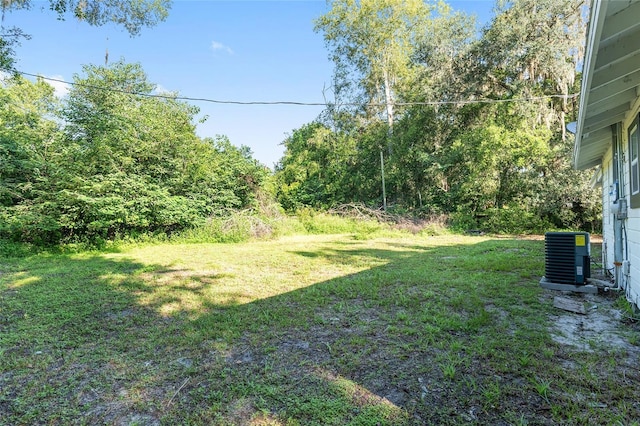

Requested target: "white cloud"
[
  {"left": 154, "top": 84, "right": 173, "bottom": 95},
  {"left": 44, "top": 75, "right": 71, "bottom": 98},
  {"left": 211, "top": 40, "right": 234, "bottom": 55}
]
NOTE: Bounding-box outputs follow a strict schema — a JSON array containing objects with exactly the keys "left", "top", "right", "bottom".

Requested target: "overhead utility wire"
[{"left": 12, "top": 68, "right": 579, "bottom": 107}]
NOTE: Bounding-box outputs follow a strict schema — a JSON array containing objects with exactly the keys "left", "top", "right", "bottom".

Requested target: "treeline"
[
  {"left": 275, "top": 0, "right": 601, "bottom": 233},
  {"left": 1, "top": 0, "right": 602, "bottom": 246},
  {"left": 0, "top": 61, "right": 267, "bottom": 245}
]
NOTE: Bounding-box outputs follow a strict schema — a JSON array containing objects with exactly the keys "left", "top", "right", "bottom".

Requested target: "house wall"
[{"left": 618, "top": 99, "right": 640, "bottom": 308}]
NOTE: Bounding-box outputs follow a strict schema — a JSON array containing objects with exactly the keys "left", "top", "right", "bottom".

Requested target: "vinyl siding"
[{"left": 619, "top": 103, "right": 640, "bottom": 308}]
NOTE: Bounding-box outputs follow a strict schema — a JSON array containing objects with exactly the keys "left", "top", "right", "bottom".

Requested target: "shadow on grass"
[{"left": 1, "top": 237, "right": 639, "bottom": 425}]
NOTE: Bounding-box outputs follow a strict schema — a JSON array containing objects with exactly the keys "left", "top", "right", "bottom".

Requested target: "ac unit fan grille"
[{"left": 544, "top": 232, "right": 590, "bottom": 285}]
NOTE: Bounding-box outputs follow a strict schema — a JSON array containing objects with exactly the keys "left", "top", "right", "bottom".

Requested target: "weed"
[
  {"left": 442, "top": 363, "right": 456, "bottom": 380},
  {"left": 504, "top": 412, "right": 530, "bottom": 426},
  {"left": 463, "top": 376, "right": 478, "bottom": 392},
  {"left": 519, "top": 353, "right": 532, "bottom": 368},
  {"left": 516, "top": 414, "right": 529, "bottom": 426},
  {"left": 614, "top": 295, "right": 640, "bottom": 319},
  {"left": 481, "top": 380, "right": 502, "bottom": 409},
  {"left": 531, "top": 376, "right": 552, "bottom": 402},
  {"left": 542, "top": 347, "right": 555, "bottom": 358},
  {"left": 395, "top": 310, "right": 410, "bottom": 324},
  {"left": 449, "top": 340, "right": 464, "bottom": 352},
  {"left": 551, "top": 404, "right": 564, "bottom": 419}
]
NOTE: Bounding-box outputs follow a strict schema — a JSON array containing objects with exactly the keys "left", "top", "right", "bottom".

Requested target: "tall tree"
[
  {"left": 0, "top": 60, "right": 270, "bottom": 244},
  {"left": 411, "top": 3, "right": 475, "bottom": 103},
  {"left": 315, "top": 0, "right": 432, "bottom": 146},
  {"left": 430, "top": 0, "right": 595, "bottom": 230},
  {"left": 0, "top": 75, "right": 60, "bottom": 207},
  {"left": 464, "top": 0, "right": 586, "bottom": 138},
  {"left": 282, "top": 0, "right": 600, "bottom": 232},
  {"left": 58, "top": 61, "right": 200, "bottom": 237},
  {"left": 0, "top": 75, "right": 64, "bottom": 244}
]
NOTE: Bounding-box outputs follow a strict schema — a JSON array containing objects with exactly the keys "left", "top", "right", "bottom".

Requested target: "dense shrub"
[{"left": 0, "top": 65, "right": 267, "bottom": 245}]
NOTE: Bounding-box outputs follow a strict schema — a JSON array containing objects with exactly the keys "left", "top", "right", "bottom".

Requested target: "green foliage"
[
  {"left": 0, "top": 0, "right": 603, "bottom": 242},
  {"left": 445, "top": 122, "right": 548, "bottom": 209},
  {"left": 482, "top": 205, "right": 553, "bottom": 234},
  {"left": 275, "top": 122, "right": 367, "bottom": 210},
  {"left": 277, "top": 0, "right": 600, "bottom": 234},
  {"left": 0, "top": 62, "right": 268, "bottom": 245},
  {"left": 417, "top": 218, "right": 450, "bottom": 237},
  {"left": 0, "top": 238, "right": 35, "bottom": 257},
  {"left": 179, "top": 213, "right": 275, "bottom": 244},
  {"left": 170, "top": 208, "right": 390, "bottom": 245},
  {"left": 47, "top": 0, "right": 171, "bottom": 35},
  {"left": 3, "top": 0, "right": 170, "bottom": 35},
  {"left": 296, "top": 209, "right": 384, "bottom": 236},
  {"left": 449, "top": 209, "right": 480, "bottom": 233},
  {"left": 315, "top": 0, "right": 435, "bottom": 132},
  {"left": 172, "top": 198, "right": 308, "bottom": 244}
]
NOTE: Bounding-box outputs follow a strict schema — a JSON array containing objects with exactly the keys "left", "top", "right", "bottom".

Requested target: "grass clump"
[
  {"left": 297, "top": 208, "right": 385, "bottom": 237},
  {"left": 123, "top": 207, "right": 392, "bottom": 247},
  {"left": 0, "top": 239, "right": 38, "bottom": 258}
]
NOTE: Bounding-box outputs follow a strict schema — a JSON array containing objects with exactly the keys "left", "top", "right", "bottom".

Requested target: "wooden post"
[{"left": 380, "top": 150, "right": 387, "bottom": 211}]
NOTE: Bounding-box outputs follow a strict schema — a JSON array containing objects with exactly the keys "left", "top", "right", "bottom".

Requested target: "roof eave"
[{"left": 573, "top": 0, "right": 608, "bottom": 170}]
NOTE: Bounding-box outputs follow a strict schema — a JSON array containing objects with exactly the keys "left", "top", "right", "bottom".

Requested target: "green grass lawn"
[{"left": 1, "top": 234, "right": 639, "bottom": 425}]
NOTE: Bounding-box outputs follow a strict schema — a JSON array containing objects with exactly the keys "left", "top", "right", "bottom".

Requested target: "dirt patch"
[{"left": 548, "top": 291, "right": 640, "bottom": 355}]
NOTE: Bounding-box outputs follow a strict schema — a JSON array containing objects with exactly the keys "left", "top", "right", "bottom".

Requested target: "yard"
[{"left": 1, "top": 234, "right": 639, "bottom": 425}]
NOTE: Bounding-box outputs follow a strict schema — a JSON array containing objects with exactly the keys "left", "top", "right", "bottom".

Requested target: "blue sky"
[{"left": 7, "top": 0, "right": 494, "bottom": 167}]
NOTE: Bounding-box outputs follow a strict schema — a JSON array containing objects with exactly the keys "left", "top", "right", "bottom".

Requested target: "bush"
[
  {"left": 177, "top": 214, "right": 254, "bottom": 243},
  {"left": 449, "top": 209, "right": 479, "bottom": 233},
  {"left": 450, "top": 205, "right": 552, "bottom": 234},
  {"left": 483, "top": 205, "right": 552, "bottom": 234},
  {"left": 0, "top": 239, "right": 36, "bottom": 257},
  {"left": 0, "top": 206, "right": 62, "bottom": 246},
  {"left": 417, "top": 215, "right": 450, "bottom": 236},
  {"left": 176, "top": 206, "right": 306, "bottom": 244},
  {"left": 296, "top": 209, "right": 383, "bottom": 236}
]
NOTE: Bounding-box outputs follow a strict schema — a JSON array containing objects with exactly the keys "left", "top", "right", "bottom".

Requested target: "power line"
[
  {"left": 9, "top": 68, "right": 579, "bottom": 107},
  {"left": 12, "top": 70, "right": 327, "bottom": 106}
]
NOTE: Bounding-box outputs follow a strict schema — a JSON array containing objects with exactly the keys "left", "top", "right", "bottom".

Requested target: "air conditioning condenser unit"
[{"left": 540, "top": 232, "right": 597, "bottom": 293}]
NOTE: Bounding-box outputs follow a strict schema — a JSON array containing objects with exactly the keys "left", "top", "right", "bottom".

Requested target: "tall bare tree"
[{"left": 315, "top": 0, "right": 432, "bottom": 148}]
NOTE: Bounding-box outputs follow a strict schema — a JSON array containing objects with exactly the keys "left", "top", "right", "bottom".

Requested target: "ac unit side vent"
[{"left": 544, "top": 232, "right": 590, "bottom": 285}]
